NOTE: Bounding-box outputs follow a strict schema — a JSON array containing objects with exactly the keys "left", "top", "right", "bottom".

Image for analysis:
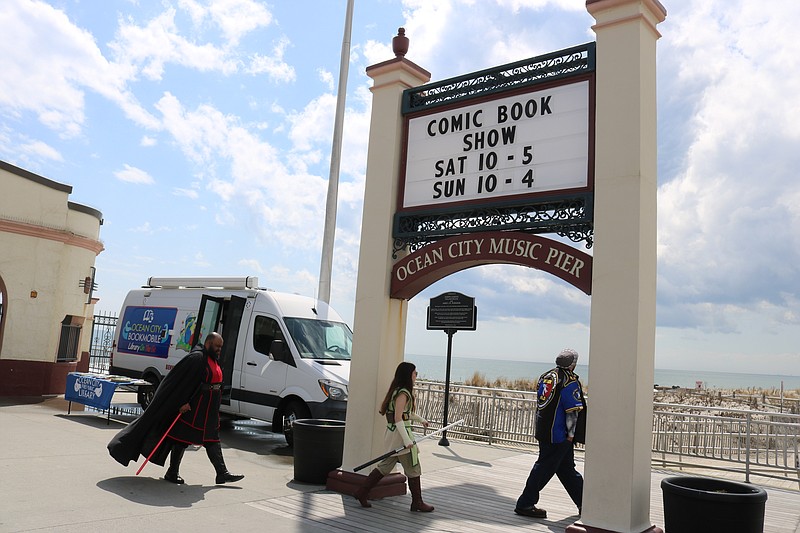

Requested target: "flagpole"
[{"left": 318, "top": 0, "right": 354, "bottom": 304}]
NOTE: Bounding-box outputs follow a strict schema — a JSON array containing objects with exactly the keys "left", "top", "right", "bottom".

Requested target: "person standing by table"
[
  {"left": 107, "top": 332, "right": 244, "bottom": 485},
  {"left": 514, "top": 348, "right": 586, "bottom": 518},
  {"left": 355, "top": 361, "right": 435, "bottom": 512}
]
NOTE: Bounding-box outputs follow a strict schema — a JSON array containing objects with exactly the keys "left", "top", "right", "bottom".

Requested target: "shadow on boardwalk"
[{"left": 1, "top": 395, "right": 798, "bottom": 533}]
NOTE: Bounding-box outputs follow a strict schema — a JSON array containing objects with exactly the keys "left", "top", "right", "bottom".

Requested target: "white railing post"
[
  {"left": 745, "top": 411, "right": 752, "bottom": 483},
  {"left": 488, "top": 390, "right": 496, "bottom": 445}
]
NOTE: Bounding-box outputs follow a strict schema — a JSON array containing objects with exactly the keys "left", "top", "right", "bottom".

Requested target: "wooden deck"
[{"left": 248, "top": 440, "right": 800, "bottom": 532}]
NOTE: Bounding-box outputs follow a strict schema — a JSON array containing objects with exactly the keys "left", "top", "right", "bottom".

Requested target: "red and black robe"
[
  {"left": 167, "top": 354, "right": 223, "bottom": 444},
  {"left": 107, "top": 345, "right": 222, "bottom": 468}
]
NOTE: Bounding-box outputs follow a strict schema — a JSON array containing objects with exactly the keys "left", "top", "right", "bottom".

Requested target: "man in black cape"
[{"left": 107, "top": 332, "right": 244, "bottom": 484}]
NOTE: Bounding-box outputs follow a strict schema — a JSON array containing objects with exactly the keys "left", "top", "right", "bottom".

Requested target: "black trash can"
[
  {"left": 292, "top": 419, "right": 346, "bottom": 484},
  {"left": 661, "top": 476, "right": 767, "bottom": 533}
]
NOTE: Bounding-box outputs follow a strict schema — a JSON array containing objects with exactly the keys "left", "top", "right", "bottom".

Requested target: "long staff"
[
  {"left": 353, "top": 419, "right": 465, "bottom": 472},
  {"left": 135, "top": 412, "right": 182, "bottom": 475}
]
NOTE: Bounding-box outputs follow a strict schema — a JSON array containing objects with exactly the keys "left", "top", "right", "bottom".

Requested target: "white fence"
[
  {"left": 415, "top": 381, "right": 539, "bottom": 447},
  {"left": 414, "top": 380, "right": 800, "bottom": 486},
  {"left": 652, "top": 404, "right": 799, "bottom": 484}
]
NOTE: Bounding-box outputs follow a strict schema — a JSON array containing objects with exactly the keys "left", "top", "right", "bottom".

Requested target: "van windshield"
[{"left": 284, "top": 318, "right": 353, "bottom": 360}]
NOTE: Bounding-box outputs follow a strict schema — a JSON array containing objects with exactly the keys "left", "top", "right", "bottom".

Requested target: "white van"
[{"left": 109, "top": 276, "right": 352, "bottom": 444}]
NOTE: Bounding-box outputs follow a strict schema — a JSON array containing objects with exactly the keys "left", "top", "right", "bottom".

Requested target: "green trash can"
[
  {"left": 292, "top": 419, "right": 346, "bottom": 484},
  {"left": 661, "top": 476, "right": 767, "bottom": 532}
]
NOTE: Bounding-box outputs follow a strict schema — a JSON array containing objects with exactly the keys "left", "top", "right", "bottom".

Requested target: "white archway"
[{"left": 344, "top": 3, "right": 666, "bottom": 530}]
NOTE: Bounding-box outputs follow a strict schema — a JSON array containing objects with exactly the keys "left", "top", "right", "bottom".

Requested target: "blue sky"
[{"left": 2, "top": 0, "right": 799, "bottom": 377}]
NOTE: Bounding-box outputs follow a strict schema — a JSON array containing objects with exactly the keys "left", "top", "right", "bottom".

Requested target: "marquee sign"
[
  {"left": 393, "top": 42, "right": 596, "bottom": 254},
  {"left": 402, "top": 80, "right": 590, "bottom": 210}
]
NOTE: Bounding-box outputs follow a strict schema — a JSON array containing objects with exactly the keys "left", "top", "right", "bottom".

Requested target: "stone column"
[
  {"left": 569, "top": 1, "right": 666, "bottom": 532},
  {"left": 341, "top": 43, "right": 431, "bottom": 469}
]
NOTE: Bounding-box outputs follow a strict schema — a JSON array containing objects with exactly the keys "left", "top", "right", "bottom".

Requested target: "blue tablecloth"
[{"left": 65, "top": 373, "right": 132, "bottom": 411}]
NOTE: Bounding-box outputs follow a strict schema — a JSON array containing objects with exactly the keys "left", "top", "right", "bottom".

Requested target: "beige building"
[{"left": 0, "top": 160, "right": 104, "bottom": 396}]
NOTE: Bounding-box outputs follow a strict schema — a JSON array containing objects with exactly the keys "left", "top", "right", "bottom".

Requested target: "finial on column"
[{"left": 392, "top": 27, "right": 409, "bottom": 58}]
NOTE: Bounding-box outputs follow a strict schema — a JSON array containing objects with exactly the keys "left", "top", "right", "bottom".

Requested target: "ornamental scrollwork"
[
  {"left": 392, "top": 195, "right": 594, "bottom": 257},
  {"left": 404, "top": 42, "right": 595, "bottom": 114}
]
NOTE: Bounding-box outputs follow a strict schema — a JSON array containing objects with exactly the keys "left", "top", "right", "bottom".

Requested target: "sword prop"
[
  {"left": 353, "top": 419, "right": 465, "bottom": 472},
  {"left": 135, "top": 412, "right": 182, "bottom": 476}
]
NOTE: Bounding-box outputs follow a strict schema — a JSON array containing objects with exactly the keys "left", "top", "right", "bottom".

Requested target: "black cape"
[{"left": 107, "top": 347, "right": 206, "bottom": 467}]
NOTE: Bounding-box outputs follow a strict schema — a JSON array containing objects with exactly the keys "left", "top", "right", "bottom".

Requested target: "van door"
[
  {"left": 219, "top": 295, "right": 246, "bottom": 405},
  {"left": 193, "top": 295, "right": 246, "bottom": 406},
  {"left": 192, "top": 295, "right": 223, "bottom": 346},
  {"left": 237, "top": 314, "right": 289, "bottom": 422}
]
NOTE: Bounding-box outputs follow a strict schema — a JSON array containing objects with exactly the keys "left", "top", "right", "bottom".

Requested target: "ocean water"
[{"left": 408, "top": 353, "right": 800, "bottom": 391}]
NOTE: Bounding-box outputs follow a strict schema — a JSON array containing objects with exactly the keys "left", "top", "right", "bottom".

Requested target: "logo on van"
[
  {"left": 176, "top": 312, "right": 197, "bottom": 352},
  {"left": 118, "top": 306, "right": 178, "bottom": 358}
]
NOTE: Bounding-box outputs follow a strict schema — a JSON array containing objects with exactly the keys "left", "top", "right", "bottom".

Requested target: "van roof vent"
[{"left": 145, "top": 276, "right": 259, "bottom": 289}]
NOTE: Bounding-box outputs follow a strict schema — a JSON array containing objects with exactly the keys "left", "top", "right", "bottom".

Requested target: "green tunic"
[{"left": 385, "top": 387, "right": 418, "bottom": 466}]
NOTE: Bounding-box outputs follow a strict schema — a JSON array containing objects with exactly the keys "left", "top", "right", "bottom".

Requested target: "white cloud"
[
  {"left": 172, "top": 187, "right": 199, "bottom": 199},
  {"left": 238, "top": 258, "right": 264, "bottom": 273},
  {"left": 0, "top": 0, "right": 158, "bottom": 136},
  {"left": 493, "top": 0, "right": 585, "bottom": 12},
  {"left": 286, "top": 93, "right": 336, "bottom": 152},
  {"left": 177, "top": 0, "right": 207, "bottom": 27},
  {"left": 111, "top": 8, "right": 239, "bottom": 80},
  {"left": 109, "top": 0, "right": 275, "bottom": 84},
  {"left": 246, "top": 36, "right": 295, "bottom": 82},
  {"left": 214, "top": 208, "right": 236, "bottom": 226},
  {"left": 361, "top": 39, "right": 392, "bottom": 67},
  {"left": 114, "top": 164, "right": 155, "bottom": 184},
  {"left": 318, "top": 68, "right": 335, "bottom": 92},
  {"left": 656, "top": 0, "right": 800, "bottom": 331},
  {"left": 153, "top": 92, "right": 329, "bottom": 250},
  {"left": 130, "top": 221, "right": 152, "bottom": 233},
  {"left": 140, "top": 136, "right": 157, "bottom": 147},
  {"left": 20, "top": 140, "right": 63, "bottom": 162},
  {"left": 194, "top": 251, "right": 211, "bottom": 267},
  {"left": 263, "top": 264, "right": 318, "bottom": 297},
  {"left": 205, "top": 0, "right": 273, "bottom": 45},
  {"left": 395, "top": 0, "right": 593, "bottom": 76}
]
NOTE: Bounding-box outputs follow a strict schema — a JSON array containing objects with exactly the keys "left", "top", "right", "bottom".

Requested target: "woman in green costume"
[{"left": 355, "top": 361, "right": 434, "bottom": 512}]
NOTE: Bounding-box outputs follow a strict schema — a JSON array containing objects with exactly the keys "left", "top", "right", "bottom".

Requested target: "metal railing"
[
  {"left": 89, "top": 312, "right": 117, "bottom": 374},
  {"left": 652, "top": 403, "right": 800, "bottom": 485},
  {"left": 414, "top": 380, "right": 800, "bottom": 486},
  {"left": 415, "top": 380, "right": 539, "bottom": 447},
  {"left": 659, "top": 388, "right": 800, "bottom": 414}
]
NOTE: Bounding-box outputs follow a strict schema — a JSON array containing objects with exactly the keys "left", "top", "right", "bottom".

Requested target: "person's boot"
[
  {"left": 205, "top": 442, "right": 244, "bottom": 484},
  {"left": 408, "top": 476, "right": 434, "bottom": 512},
  {"left": 164, "top": 443, "right": 186, "bottom": 484},
  {"left": 354, "top": 469, "right": 383, "bottom": 508}
]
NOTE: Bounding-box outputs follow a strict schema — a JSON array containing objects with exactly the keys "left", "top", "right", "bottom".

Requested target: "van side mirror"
[{"left": 269, "top": 339, "right": 295, "bottom": 367}]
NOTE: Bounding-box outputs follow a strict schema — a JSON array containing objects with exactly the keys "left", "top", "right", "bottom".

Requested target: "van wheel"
[
  {"left": 282, "top": 400, "right": 310, "bottom": 447},
  {"left": 137, "top": 381, "right": 157, "bottom": 410}
]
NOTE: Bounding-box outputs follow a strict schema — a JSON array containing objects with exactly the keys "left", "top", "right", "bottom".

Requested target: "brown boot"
[
  {"left": 408, "top": 476, "right": 434, "bottom": 512},
  {"left": 354, "top": 469, "right": 383, "bottom": 508}
]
